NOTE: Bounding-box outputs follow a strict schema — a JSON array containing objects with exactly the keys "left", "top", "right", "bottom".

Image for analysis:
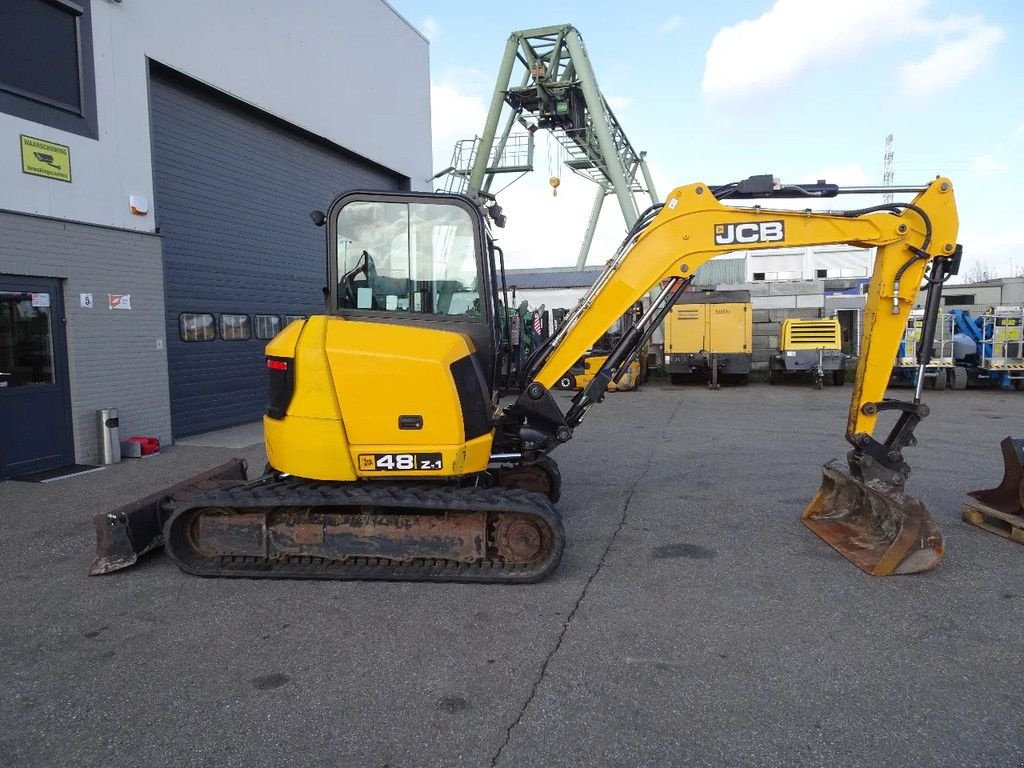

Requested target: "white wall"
[
  {"left": 0, "top": 0, "right": 431, "bottom": 232},
  {"left": 744, "top": 246, "right": 872, "bottom": 281},
  {"left": 1001, "top": 279, "right": 1024, "bottom": 304}
]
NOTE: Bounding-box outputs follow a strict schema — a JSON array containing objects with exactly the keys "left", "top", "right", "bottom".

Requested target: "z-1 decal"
[{"left": 358, "top": 453, "right": 444, "bottom": 471}]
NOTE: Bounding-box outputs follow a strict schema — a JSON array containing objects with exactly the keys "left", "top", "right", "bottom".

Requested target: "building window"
[
  {"left": 0, "top": 0, "right": 97, "bottom": 138},
  {"left": 179, "top": 313, "right": 216, "bottom": 342},
  {"left": 220, "top": 314, "right": 252, "bottom": 341},
  {"left": 254, "top": 314, "right": 282, "bottom": 340},
  {"left": 816, "top": 269, "right": 828, "bottom": 278},
  {"left": 753, "top": 272, "right": 766, "bottom": 281},
  {"left": 943, "top": 294, "right": 975, "bottom": 306}
]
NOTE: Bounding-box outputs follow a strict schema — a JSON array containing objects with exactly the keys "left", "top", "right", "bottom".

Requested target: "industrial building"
[
  {"left": 739, "top": 244, "right": 872, "bottom": 282},
  {"left": 0, "top": 0, "right": 430, "bottom": 479}
]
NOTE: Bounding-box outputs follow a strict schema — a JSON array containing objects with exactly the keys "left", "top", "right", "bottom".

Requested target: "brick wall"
[{"left": 0, "top": 212, "right": 172, "bottom": 463}]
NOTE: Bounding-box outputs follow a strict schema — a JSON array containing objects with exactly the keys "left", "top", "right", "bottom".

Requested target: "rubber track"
[{"left": 164, "top": 478, "right": 565, "bottom": 583}]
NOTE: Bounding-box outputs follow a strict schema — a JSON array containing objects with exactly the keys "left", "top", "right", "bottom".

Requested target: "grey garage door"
[{"left": 150, "top": 64, "right": 408, "bottom": 437}]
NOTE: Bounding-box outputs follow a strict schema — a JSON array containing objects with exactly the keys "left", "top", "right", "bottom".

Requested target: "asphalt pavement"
[{"left": 1, "top": 383, "right": 1021, "bottom": 767}]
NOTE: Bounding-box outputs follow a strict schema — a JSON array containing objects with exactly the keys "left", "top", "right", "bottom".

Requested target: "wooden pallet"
[{"left": 963, "top": 501, "right": 1024, "bottom": 545}]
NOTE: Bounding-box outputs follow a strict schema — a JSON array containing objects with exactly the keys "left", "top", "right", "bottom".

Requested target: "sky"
[{"left": 389, "top": 0, "right": 1023, "bottom": 281}]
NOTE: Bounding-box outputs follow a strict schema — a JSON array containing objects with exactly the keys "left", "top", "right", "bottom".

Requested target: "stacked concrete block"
[
  {"left": 719, "top": 282, "right": 769, "bottom": 297},
  {"left": 715, "top": 279, "right": 867, "bottom": 369},
  {"left": 826, "top": 294, "right": 868, "bottom": 312},
  {"left": 796, "top": 294, "right": 825, "bottom": 309},
  {"left": 769, "top": 281, "right": 821, "bottom": 296}
]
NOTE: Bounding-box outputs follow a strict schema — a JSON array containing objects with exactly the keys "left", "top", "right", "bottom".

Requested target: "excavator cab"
[{"left": 327, "top": 191, "right": 507, "bottom": 393}]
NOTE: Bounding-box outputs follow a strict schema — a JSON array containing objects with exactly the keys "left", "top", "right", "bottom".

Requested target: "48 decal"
[{"left": 358, "top": 452, "right": 443, "bottom": 472}]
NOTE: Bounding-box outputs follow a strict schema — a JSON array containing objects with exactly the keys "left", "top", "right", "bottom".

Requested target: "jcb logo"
[{"left": 714, "top": 221, "right": 785, "bottom": 245}]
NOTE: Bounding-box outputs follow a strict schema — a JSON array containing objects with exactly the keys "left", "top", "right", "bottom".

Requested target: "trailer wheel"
[
  {"left": 831, "top": 369, "right": 846, "bottom": 386},
  {"left": 768, "top": 365, "right": 780, "bottom": 385},
  {"left": 932, "top": 369, "right": 947, "bottom": 390},
  {"left": 951, "top": 366, "right": 968, "bottom": 391}
]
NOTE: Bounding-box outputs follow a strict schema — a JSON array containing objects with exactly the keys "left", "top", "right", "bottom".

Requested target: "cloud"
[
  {"left": 971, "top": 154, "right": 1009, "bottom": 174},
  {"left": 420, "top": 17, "right": 440, "bottom": 41},
  {"left": 898, "top": 19, "right": 1004, "bottom": 99},
  {"left": 953, "top": 226, "right": 1024, "bottom": 282},
  {"left": 606, "top": 96, "right": 633, "bottom": 111},
  {"left": 659, "top": 15, "right": 684, "bottom": 34},
  {"left": 702, "top": 0, "right": 924, "bottom": 97},
  {"left": 702, "top": 0, "right": 1003, "bottom": 101},
  {"left": 429, "top": 83, "right": 488, "bottom": 178}
]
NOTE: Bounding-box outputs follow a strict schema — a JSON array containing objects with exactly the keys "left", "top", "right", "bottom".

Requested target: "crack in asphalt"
[{"left": 489, "top": 397, "right": 687, "bottom": 767}]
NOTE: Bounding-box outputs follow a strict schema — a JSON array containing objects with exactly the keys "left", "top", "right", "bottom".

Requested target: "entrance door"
[{"left": 0, "top": 276, "right": 74, "bottom": 479}]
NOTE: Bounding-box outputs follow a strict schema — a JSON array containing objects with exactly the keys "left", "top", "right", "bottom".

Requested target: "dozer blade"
[
  {"left": 89, "top": 458, "right": 248, "bottom": 576},
  {"left": 802, "top": 459, "right": 943, "bottom": 576}
]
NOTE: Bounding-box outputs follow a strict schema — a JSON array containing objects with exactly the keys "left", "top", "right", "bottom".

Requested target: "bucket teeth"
[
  {"left": 802, "top": 459, "right": 943, "bottom": 576},
  {"left": 967, "top": 437, "right": 1024, "bottom": 517}
]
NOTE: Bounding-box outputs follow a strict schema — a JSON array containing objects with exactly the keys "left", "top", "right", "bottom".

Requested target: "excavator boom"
[{"left": 506, "top": 176, "right": 958, "bottom": 575}]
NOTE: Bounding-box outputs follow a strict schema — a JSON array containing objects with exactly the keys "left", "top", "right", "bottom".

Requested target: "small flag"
[{"left": 533, "top": 311, "right": 543, "bottom": 335}]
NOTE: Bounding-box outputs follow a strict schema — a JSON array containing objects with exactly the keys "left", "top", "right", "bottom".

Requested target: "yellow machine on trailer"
[
  {"left": 556, "top": 304, "right": 646, "bottom": 392},
  {"left": 769, "top": 318, "right": 848, "bottom": 388},
  {"left": 93, "top": 174, "right": 961, "bottom": 582},
  {"left": 559, "top": 352, "right": 643, "bottom": 392}
]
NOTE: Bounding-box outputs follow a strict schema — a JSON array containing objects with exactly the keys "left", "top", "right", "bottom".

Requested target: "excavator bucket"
[
  {"left": 89, "top": 458, "right": 248, "bottom": 575},
  {"left": 802, "top": 459, "right": 944, "bottom": 576},
  {"left": 963, "top": 437, "right": 1024, "bottom": 544}
]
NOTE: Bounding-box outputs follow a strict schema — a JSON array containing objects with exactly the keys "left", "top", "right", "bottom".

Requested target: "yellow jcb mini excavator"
[{"left": 92, "top": 175, "right": 960, "bottom": 582}]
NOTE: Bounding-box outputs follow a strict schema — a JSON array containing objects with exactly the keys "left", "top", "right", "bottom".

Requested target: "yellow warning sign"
[{"left": 20, "top": 135, "right": 71, "bottom": 182}]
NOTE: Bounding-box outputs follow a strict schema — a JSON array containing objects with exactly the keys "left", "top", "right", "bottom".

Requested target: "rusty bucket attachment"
[
  {"left": 963, "top": 437, "right": 1024, "bottom": 545},
  {"left": 802, "top": 459, "right": 944, "bottom": 576},
  {"left": 89, "top": 458, "right": 248, "bottom": 576},
  {"left": 966, "top": 437, "right": 1024, "bottom": 516}
]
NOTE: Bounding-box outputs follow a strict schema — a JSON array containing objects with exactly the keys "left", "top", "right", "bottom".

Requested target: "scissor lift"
[
  {"left": 978, "top": 306, "right": 1024, "bottom": 390},
  {"left": 894, "top": 309, "right": 957, "bottom": 390}
]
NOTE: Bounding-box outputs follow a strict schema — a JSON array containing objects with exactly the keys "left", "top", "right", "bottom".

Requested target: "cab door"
[{"left": 0, "top": 276, "right": 74, "bottom": 479}]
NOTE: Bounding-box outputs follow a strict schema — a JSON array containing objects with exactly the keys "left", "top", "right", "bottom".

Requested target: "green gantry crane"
[{"left": 437, "top": 24, "right": 658, "bottom": 269}]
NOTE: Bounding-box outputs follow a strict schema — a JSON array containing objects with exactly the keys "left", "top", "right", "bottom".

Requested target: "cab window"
[{"left": 335, "top": 200, "right": 480, "bottom": 316}]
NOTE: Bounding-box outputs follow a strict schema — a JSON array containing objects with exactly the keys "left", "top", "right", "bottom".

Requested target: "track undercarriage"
[{"left": 91, "top": 459, "right": 565, "bottom": 584}]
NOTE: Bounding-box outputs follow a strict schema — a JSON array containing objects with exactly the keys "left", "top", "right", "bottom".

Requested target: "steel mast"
[{"left": 440, "top": 24, "right": 658, "bottom": 269}]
